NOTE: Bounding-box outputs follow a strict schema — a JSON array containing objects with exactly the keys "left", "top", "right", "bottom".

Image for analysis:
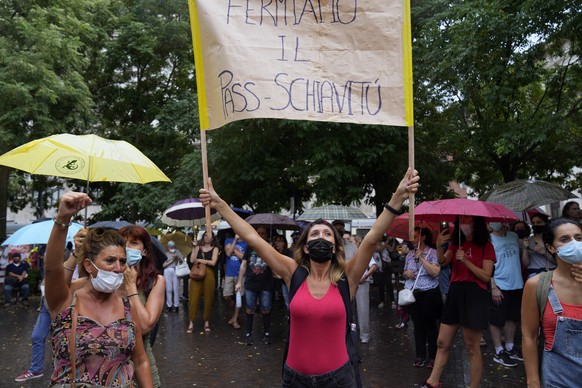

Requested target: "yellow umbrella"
[
  {"left": 160, "top": 231, "right": 193, "bottom": 257},
  {"left": 0, "top": 133, "right": 171, "bottom": 184}
]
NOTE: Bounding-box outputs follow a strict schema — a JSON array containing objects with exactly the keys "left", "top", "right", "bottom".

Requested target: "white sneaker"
[{"left": 378, "top": 302, "right": 385, "bottom": 308}]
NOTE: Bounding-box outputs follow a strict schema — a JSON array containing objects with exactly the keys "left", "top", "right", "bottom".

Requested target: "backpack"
[
  {"left": 283, "top": 266, "right": 362, "bottom": 387},
  {"left": 534, "top": 270, "right": 554, "bottom": 369},
  {"left": 536, "top": 270, "right": 553, "bottom": 318}
]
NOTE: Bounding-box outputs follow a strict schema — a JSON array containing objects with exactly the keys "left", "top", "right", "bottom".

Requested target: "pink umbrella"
[
  {"left": 414, "top": 198, "right": 518, "bottom": 222},
  {"left": 386, "top": 213, "right": 453, "bottom": 243}
]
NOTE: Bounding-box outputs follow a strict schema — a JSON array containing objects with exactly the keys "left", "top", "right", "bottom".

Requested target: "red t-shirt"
[
  {"left": 448, "top": 241, "right": 496, "bottom": 289},
  {"left": 286, "top": 281, "right": 348, "bottom": 375}
]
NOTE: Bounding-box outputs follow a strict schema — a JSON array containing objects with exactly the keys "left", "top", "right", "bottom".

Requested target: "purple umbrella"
[{"left": 161, "top": 198, "right": 219, "bottom": 227}]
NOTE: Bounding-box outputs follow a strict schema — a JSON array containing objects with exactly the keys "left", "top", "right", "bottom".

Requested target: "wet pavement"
[{"left": 1, "top": 288, "right": 526, "bottom": 387}]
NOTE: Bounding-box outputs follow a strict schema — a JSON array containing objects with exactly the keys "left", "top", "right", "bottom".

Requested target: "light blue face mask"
[
  {"left": 489, "top": 222, "right": 503, "bottom": 232},
  {"left": 556, "top": 240, "right": 582, "bottom": 264},
  {"left": 126, "top": 247, "right": 143, "bottom": 267}
]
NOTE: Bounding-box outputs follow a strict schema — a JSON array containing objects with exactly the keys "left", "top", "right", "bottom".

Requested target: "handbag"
[
  {"left": 398, "top": 266, "right": 423, "bottom": 306},
  {"left": 189, "top": 262, "right": 206, "bottom": 281},
  {"left": 175, "top": 260, "right": 190, "bottom": 278}
]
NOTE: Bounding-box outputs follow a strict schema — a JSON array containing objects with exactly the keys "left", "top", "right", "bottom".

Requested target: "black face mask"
[
  {"left": 306, "top": 238, "right": 334, "bottom": 263},
  {"left": 515, "top": 229, "right": 528, "bottom": 239},
  {"left": 532, "top": 225, "right": 545, "bottom": 235}
]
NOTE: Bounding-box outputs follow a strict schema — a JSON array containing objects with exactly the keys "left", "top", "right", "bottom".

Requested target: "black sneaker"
[
  {"left": 245, "top": 333, "right": 253, "bottom": 346},
  {"left": 507, "top": 348, "right": 523, "bottom": 361},
  {"left": 493, "top": 350, "right": 518, "bottom": 367},
  {"left": 262, "top": 333, "right": 272, "bottom": 345},
  {"left": 173, "top": 306, "right": 179, "bottom": 313}
]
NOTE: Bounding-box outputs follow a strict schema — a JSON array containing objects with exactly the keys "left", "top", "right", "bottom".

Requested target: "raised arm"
[
  {"left": 124, "top": 268, "right": 166, "bottom": 334},
  {"left": 346, "top": 168, "right": 420, "bottom": 296},
  {"left": 200, "top": 178, "right": 297, "bottom": 283},
  {"left": 45, "top": 192, "right": 92, "bottom": 317}
]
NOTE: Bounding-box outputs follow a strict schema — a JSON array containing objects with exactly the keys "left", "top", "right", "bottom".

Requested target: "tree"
[
  {"left": 0, "top": 0, "right": 100, "bottom": 239},
  {"left": 85, "top": 0, "right": 199, "bottom": 223},
  {"left": 412, "top": 0, "right": 582, "bottom": 195}
]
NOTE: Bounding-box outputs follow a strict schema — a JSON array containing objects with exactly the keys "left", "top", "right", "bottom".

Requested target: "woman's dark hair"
[
  {"left": 510, "top": 220, "right": 531, "bottom": 237},
  {"left": 452, "top": 216, "right": 490, "bottom": 247},
  {"left": 562, "top": 201, "right": 579, "bottom": 218},
  {"left": 414, "top": 227, "right": 435, "bottom": 249},
  {"left": 542, "top": 217, "right": 582, "bottom": 247},
  {"left": 200, "top": 231, "right": 217, "bottom": 248},
  {"left": 119, "top": 226, "right": 160, "bottom": 293},
  {"left": 531, "top": 212, "right": 549, "bottom": 224}
]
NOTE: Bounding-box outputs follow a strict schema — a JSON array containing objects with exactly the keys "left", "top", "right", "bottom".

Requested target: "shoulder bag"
[
  {"left": 398, "top": 266, "right": 423, "bottom": 306},
  {"left": 189, "top": 248, "right": 206, "bottom": 281}
]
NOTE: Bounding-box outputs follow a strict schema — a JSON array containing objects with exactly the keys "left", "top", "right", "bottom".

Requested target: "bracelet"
[
  {"left": 53, "top": 216, "right": 72, "bottom": 229},
  {"left": 127, "top": 293, "right": 139, "bottom": 298},
  {"left": 64, "top": 264, "right": 75, "bottom": 272},
  {"left": 384, "top": 203, "right": 403, "bottom": 215}
]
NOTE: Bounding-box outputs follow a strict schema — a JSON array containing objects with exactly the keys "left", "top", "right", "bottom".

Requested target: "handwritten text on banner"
[{"left": 189, "top": 0, "right": 413, "bottom": 130}]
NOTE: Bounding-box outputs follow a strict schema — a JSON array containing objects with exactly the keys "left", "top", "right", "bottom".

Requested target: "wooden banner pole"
[
  {"left": 200, "top": 129, "right": 213, "bottom": 232},
  {"left": 408, "top": 125, "right": 415, "bottom": 241}
]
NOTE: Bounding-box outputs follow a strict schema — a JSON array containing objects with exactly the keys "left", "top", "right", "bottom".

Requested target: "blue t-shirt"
[
  {"left": 490, "top": 231, "right": 524, "bottom": 290},
  {"left": 224, "top": 238, "right": 247, "bottom": 277}
]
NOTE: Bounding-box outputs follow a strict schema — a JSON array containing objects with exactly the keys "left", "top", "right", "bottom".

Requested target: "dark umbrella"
[
  {"left": 161, "top": 198, "right": 219, "bottom": 227},
  {"left": 245, "top": 213, "right": 299, "bottom": 230},
  {"left": 231, "top": 207, "right": 253, "bottom": 219},
  {"left": 480, "top": 179, "right": 578, "bottom": 212},
  {"left": 88, "top": 220, "right": 167, "bottom": 271}
]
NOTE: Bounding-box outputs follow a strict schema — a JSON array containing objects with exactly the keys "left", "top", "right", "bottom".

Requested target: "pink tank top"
[{"left": 286, "top": 281, "right": 348, "bottom": 375}]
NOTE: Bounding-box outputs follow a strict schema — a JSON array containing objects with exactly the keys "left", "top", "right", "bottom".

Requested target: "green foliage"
[
  {"left": 413, "top": 0, "right": 581, "bottom": 195},
  {"left": 2, "top": 0, "right": 580, "bottom": 231}
]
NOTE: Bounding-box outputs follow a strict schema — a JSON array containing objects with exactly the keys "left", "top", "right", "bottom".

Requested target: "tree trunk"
[{"left": 0, "top": 166, "right": 9, "bottom": 242}]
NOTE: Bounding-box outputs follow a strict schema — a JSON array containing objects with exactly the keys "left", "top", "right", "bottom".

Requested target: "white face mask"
[{"left": 90, "top": 262, "right": 124, "bottom": 293}]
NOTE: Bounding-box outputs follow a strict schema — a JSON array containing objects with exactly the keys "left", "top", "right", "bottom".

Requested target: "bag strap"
[
  {"left": 410, "top": 265, "right": 423, "bottom": 291},
  {"left": 282, "top": 266, "right": 309, "bottom": 371},
  {"left": 536, "top": 270, "right": 553, "bottom": 319},
  {"left": 69, "top": 294, "right": 78, "bottom": 388}
]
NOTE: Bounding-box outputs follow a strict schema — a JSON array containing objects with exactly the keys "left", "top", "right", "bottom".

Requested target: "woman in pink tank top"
[{"left": 200, "top": 168, "right": 420, "bottom": 387}]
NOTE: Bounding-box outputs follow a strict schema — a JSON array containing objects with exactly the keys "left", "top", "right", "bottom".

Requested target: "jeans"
[
  {"left": 4, "top": 282, "right": 29, "bottom": 303},
  {"left": 282, "top": 361, "right": 356, "bottom": 388},
  {"left": 245, "top": 289, "right": 272, "bottom": 313},
  {"left": 30, "top": 303, "right": 51, "bottom": 373},
  {"left": 163, "top": 267, "right": 180, "bottom": 308},
  {"left": 355, "top": 282, "right": 371, "bottom": 342}
]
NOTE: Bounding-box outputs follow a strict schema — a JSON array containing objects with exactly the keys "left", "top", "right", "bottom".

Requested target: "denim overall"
[{"left": 541, "top": 286, "right": 582, "bottom": 387}]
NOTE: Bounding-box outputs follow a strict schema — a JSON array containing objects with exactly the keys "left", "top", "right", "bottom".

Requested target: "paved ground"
[{"left": 1, "top": 289, "right": 527, "bottom": 387}]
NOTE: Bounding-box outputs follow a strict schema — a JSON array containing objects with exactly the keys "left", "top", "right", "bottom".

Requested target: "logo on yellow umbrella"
[{"left": 55, "top": 156, "right": 86, "bottom": 175}]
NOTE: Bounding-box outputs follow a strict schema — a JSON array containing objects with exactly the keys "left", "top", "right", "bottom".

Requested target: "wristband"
[
  {"left": 53, "top": 216, "right": 72, "bottom": 229},
  {"left": 384, "top": 203, "right": 403, "bottom": 215},
  {"left": 64, "top": 264, "right": 75, "bottom": 272},
  {"left": 127, "top": 293, "right": 139, "bottom": 298}
]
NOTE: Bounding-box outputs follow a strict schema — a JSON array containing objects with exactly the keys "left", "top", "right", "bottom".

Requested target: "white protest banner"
[{"left": 188, "top": 0, "right": 413, "bottom": 130}]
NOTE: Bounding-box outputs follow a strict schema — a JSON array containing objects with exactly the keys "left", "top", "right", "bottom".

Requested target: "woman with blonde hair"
[{"left": 200, "top": 168, "right": 419, "bottom": 386}]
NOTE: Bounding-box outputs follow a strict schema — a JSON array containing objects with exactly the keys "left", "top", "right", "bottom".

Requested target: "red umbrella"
[
  {"left": 386, "top": 213, "right": 452, "bottom": 243},
  {"left": 415, "top": 198, "right": 518, "bottom": 222}
]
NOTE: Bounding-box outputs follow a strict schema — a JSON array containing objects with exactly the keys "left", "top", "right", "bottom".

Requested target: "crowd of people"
[{"left": 3, "top": 175, "right": 582, "bottom": 387}]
